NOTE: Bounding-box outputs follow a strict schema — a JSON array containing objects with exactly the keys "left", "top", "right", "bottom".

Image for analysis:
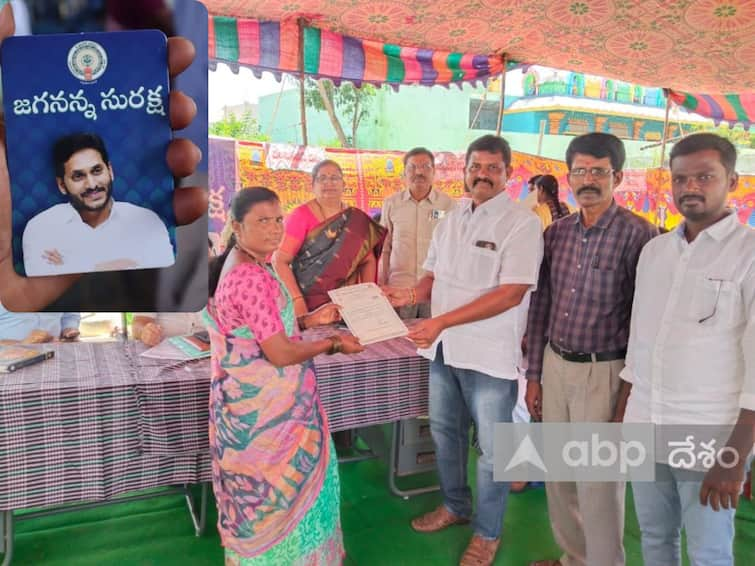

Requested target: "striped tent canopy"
[
  {"left": 205, "top": 2, "right": 755, "bottom": 127},
  {"left": 668, "top": 91, "right": 755, "bottom": 130},
  {"left": 204, "top": 0, "right": 755, "bottom": 94},
  {"left": 208, "top": 16, "right": 509, "bottom": 88}
]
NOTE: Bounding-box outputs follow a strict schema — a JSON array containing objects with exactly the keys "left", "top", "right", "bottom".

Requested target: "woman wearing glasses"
[{"left": 273, "top": 160, "right": 386, "bottom": 318}]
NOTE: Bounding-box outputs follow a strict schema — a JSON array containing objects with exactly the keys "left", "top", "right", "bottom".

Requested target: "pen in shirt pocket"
[{"left": 698, "top": 277, "right": 727, "bottom": 323}]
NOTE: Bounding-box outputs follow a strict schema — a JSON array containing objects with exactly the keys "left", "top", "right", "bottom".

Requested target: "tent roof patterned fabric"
[
  {"left": 208, "top": 17, "right": 513, "bottom": 88},
  {"left": 203, "top": 0, "right": 755, "bottom": 94}
]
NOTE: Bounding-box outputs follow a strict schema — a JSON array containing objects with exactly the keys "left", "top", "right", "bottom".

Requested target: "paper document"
[
  {"left": 139, "top": 335, "right": 211, "bottom": 361},
  {"left": 328, "top": 283, "right": 408, "bottom": 345}
]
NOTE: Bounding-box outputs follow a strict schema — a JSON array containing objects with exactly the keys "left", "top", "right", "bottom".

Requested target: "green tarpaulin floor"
[{"left": 8, "top": 453, "right": 755, "bottom": 565}]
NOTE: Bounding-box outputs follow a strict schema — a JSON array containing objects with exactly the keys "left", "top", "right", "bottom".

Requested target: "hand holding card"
[
  {"left": 0, "top": 1, "right": 205, "bottom": 312},
  {"left": 3, "top": 30, "right": 178, "bottom": 277}
]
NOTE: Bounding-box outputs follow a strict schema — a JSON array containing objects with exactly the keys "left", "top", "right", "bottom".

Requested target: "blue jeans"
[
  {"left": 429, "top": 344, "right": 518, "bottom": 540},
  {"left": 632, "top": 464, "right": 737, "bottom": 566}
]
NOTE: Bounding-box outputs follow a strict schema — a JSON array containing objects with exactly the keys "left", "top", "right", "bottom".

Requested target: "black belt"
[{"left": 549, "top": 342, "right": 626, "bottom": 363}]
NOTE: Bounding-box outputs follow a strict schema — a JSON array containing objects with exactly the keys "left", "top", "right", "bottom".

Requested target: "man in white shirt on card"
[
  {"left": 385, "top": 135, "right": 543, "bottom": 566},
  {"left": 22, "top": 132, "right": 174, "bottom": 276},
  {"left": 622, "top": 133, "right": 755, "bottom": 566}
]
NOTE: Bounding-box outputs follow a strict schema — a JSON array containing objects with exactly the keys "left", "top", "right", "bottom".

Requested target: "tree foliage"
[
  {"left": 691, "top": 123, "right": 755, "bottom": 148},
  {"left": 302, "top": 78, "right": 377, "bottom": 147},
  {"left": 209, "top": 111, "right": 270, "bottom": 141}
]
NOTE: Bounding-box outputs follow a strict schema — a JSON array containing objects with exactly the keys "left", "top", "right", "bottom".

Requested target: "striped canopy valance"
[
  {"left": 208, "top": 16, "right": 507, "bottom": 88},
  {"left": 668, "top": 91, "right": 755, "bottom": 130}
]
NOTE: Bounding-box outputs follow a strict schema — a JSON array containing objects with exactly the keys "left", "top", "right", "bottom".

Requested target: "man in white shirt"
[
  {"left": 22, "top": 132, "right": 174, "bottom": 276},
  {"left": 386, "top": 135, "right": 543, "bottom": 566},
  {"left": 379, "top": 147, "right": 455, "bottom": 319},
  {"left": 622, "top": 133, "right": 755, "bottom": 566}
]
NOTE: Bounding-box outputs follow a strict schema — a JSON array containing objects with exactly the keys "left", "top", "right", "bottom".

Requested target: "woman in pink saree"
[
  {"left": 205, "top": 187, "right": 363, "bottom": 565},
  {"left": 273, "top": 160, "right": 386, "bottom": 318}
]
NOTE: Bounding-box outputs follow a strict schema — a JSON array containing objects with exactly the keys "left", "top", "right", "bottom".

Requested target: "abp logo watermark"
[
  {"left": 494, "top": 423, "right": 656, "bottom": 481},
  {"left": 495, "top": 424, "right": 753, "bottom": 482}
]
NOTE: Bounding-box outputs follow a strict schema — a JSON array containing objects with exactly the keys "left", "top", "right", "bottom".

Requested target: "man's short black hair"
[
  {"left": 669, "top": 133, "right": 737, "bottom": 174},
  {"left": 465, "top": 135, "right": 512, "bottom": 168},
  {"left": 403, "top": 147, "right": 435, "bottom": 168},
  {"left": 53, "top": 132, "right": 110, "bottom": 178},
  {"left": 565, "top": 132, "right": 625, "bottom": 172}
]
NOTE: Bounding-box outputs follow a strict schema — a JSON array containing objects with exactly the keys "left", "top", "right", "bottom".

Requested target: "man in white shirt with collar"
[
  {"left": 22, "top": 132, "right": 174, "bottom": 276},
  {"left": 622, "top": 133, "right": 755, "bottom": 566},
  {"left": 386, "top": 135, "right": 543, "bottom": 566},
  {"left": 379, "top": 146, "right": 455, "bottom": 319}
]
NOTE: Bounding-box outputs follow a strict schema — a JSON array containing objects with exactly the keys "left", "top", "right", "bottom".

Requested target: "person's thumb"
[{"left": 0, "top": 2, "right": 15, "bottom": 42}]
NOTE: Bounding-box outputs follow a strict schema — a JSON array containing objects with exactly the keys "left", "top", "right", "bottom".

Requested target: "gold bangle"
[
  {"left": 326, "top": 335, "right": 342, "bottom": 355},
  {"left": 293, "top": 296, "right": 305, "bottom": 302},
  {"left": 410, "top": 288, "right": 417, "bottom": 306}
]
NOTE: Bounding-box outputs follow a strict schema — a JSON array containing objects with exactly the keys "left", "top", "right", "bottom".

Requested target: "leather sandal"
[
  {"left": 459, "top": 535, "right": 500, "bottom": 566},
  {"left": 411, "top": 505, "right": 470, "bottom": 533}
]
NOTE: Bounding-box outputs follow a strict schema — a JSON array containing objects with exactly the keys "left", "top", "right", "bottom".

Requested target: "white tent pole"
[{"left": 660, "top": 89, "right": 672, "bottom": 167}]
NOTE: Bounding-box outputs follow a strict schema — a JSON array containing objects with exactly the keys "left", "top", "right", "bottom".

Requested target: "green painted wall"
[
  {"left": 256, "top": 86, "right": 691, "bottom": 168},
  {"left": 258, "top": 84, "right": 497, "bottom": 151}
]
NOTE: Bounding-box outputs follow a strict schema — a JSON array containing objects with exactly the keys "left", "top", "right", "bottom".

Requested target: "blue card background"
[{"left": 1, "top": 30, "right": 175, "bottom": 276}]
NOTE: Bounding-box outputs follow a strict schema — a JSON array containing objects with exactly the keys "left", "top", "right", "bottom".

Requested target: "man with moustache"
[
  {"left": 385, "top": 135, "right": 543, "bottom": 566},
  {"left": 22, "top": 132, "right": 174, "bottom": 276},
  {"left": 379, "top": 147, "right": 455, "bottom": 319},
  {"left": 622, "top": 133, "right": 754, "bottom": 566},
  {"left": 525, "top": 132, "right": 657, "bottom": 566}
]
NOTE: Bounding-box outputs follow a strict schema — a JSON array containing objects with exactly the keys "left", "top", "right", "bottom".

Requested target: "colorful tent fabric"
[
  {"left": 208, "top": 16, "right": 506, "bottom": 87},
  {"left": 208, "top": 138, "right": 755, "bottom": 235},
  {"left": 203, "top": 0, "right": 755, "bottom": 94},
  {"left": 209, "top": 17, "right": 299, "bottom": 77},
  {"left": 668, "top": 91, "right": 755, "bottom": 129}
]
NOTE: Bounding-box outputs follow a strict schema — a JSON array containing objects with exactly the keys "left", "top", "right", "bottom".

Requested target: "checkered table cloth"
[
  {"left": 0, "top": 341, "right": 212, "bottom": 511},
  {"left": 0, "top": 333, "right": 429, "bottom": 510},
  {"left": 308, "top": 328, "right": 430, "bottom": 433}
]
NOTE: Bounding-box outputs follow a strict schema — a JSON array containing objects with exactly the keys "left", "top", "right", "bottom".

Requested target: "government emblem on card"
[{"left": 67, "top": 40, "right": 108, "bottom": 83}]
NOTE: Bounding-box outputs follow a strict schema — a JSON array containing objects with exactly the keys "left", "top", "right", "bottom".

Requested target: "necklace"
[
  {"left": 314, "top": 199, "right": 345, "bottom": 221},
  {"left": 234, "top": 243, "right": 267, "bottom": 266}
]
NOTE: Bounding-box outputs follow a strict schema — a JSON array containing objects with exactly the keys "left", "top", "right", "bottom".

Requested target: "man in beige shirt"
[{"left": 379, "top": 147, "right": 456, "bottom": 318}]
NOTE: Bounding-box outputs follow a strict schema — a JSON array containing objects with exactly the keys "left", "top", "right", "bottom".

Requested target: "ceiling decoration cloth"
[
  {"left": 203, "top": 0, "right": 755, "bottom": 93},
  {"left": 208, "top": 16, "right": 507, "bottom": 87},
  {"left": 667, "top": 91, "right": 755, "bottom": 129},
  {"left": 204, "top": 2, "right": 755, "bottom": 126}
]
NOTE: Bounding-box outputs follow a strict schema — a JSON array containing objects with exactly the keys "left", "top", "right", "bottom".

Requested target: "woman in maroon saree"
[{"left": 273, "top": 160, "right": 386, "bottom": 318}]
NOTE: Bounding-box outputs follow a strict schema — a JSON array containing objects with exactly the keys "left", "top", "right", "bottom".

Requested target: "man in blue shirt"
[{"left": 0, "top": 302, "right": 80, "bottom": 342}]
